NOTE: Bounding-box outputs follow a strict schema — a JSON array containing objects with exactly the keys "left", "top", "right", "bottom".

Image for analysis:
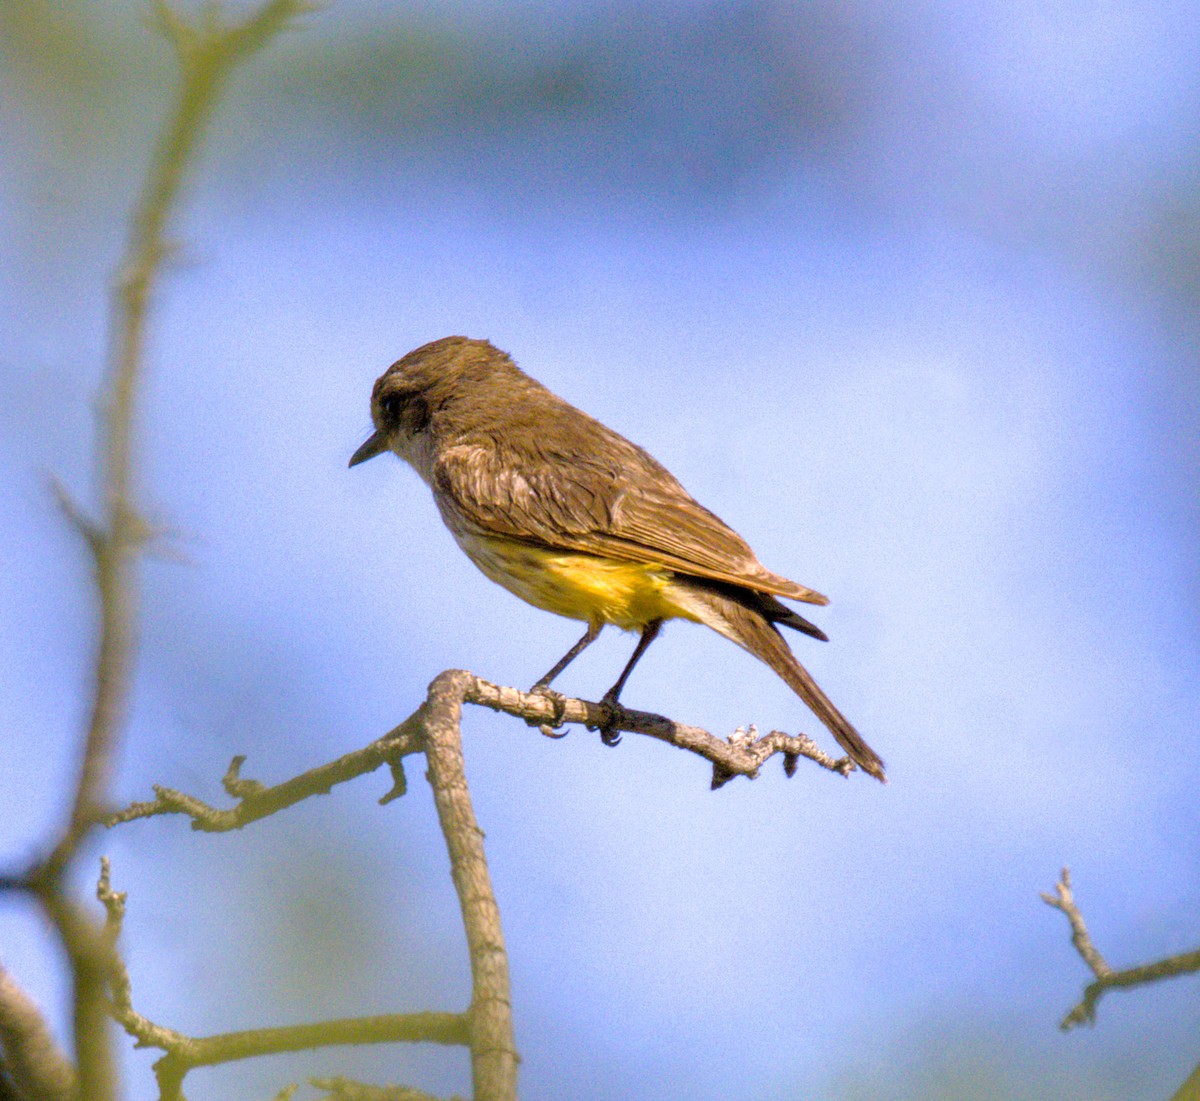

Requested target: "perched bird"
[{"left": 350, "top": 336, "right": 885, "bottom": 781}]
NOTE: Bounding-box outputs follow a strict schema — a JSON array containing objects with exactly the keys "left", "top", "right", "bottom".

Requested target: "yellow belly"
[{"left": 457, "top": 534, "right": 697, "bottom": 631}]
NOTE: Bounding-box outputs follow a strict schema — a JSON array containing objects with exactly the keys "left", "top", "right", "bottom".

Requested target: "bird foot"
[
  {"left": 597, "top": 692, "right": 623, "bottom": 746},
  {"left": 527, "top": 683, "right": 568, "bottom": 737}
]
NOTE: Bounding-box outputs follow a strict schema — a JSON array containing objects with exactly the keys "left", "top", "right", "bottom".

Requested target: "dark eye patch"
[
  {"left": 380, "top": 390, "right": 408, "bottom": 422},
  {"left": 408, "top": 394, "right": 432, "bottom": 433},
  {"left": 379, "top": 388, "right": 431, "bottom": 433}
]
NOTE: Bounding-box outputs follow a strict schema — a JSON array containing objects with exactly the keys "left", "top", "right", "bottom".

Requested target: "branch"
[
  {"left": 0, "top": 5, "right": 316, "bottom": 1099},
  {"left": 1041, "top": 867, "right": 1200, "bottom": 1029},
  {"left": 423, "top": 672, "right": 518, "bottom": 1101},
  {"left": 147, "top": 1016, "right": 467, "bottom": 1101},
  {"left": 106, "top": 713, "right": 424, "bottom": 831},
  {"left": 461, "top": 673, "right": 856, "bottom": 786},
  {"left": 96, "top": 861, "right": 467, "bottom": 1101},
  {"left": 42, "top": 0, "right": 312, "bottom": 888},
  {"left": 107, "top": 670, "right": 856, "bottom": 834},
  {"left": 1040, "top": 867, "right": 1112, "bottom": 982},
  {"left": 0, "top": 964, "right": 77, "bottom": 1101},
  {"left": 102, "top": 669, "right": 856, "bottom": 1100}
]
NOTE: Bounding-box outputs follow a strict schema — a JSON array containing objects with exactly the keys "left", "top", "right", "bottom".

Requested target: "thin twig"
[
  {"left": 105, "top": 713, "right": 424, "bottom": 831},
  {"left": 1040, "top": 868, "right": 1112, "bottom": 981},
  {"left": 1042, "top": 867, "right": 1200, "bottom": 1029}
]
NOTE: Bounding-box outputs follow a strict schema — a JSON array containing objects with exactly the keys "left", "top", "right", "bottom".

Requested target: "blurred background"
[{"left": 2, "top": 1, "right": 1199, "bottom": 1098}]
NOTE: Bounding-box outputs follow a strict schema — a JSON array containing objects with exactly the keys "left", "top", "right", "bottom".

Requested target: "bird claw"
[
  {"left": 527, "top": 683, "right": 568, "bottom": 734},
  {"left": 597, "top": 693, "right": 622, "bottom": 746}
]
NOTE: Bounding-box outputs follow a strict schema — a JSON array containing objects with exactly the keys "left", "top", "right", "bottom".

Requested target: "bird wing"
[{"left": 432, "top": 436, "right": 829, "bottom": 606}]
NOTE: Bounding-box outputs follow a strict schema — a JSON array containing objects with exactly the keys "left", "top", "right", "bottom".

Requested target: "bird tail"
[{"left": 672, "top": 582, "right": 887, "bottom": 782}]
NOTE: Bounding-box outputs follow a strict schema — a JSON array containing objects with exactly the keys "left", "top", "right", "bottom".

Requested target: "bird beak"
[{"left": 349, "top": 430, "right": 388, "bottom": 468}]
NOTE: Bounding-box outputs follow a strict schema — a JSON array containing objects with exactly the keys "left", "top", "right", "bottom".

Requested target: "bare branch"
[
  {"left": 423, "top": 672, "right": 519, "bottom": 1101},
  {"left": 99, "top": 666, "right": 860, "bottom": 1098},
  {"left": 0, "top": 964, "right": 77, "bottom": 1101},
  {"left": 17, "top": 0, "right": 315, "bottom": 892},
  {"left": 1040, "top": 868, "right": 1112, "bottom": 980},
  {"left": 1042, "top": 867, "right": 1200, "bottom": 1029},
  {"left": 106, "top": 667, "right": 855, "bottom": 834},
  {"left": 107, "top": 674, "right": 520, "bottom": 1099},
  {"left": 46, "top": 0, "right": 311, "bottom": 886},
  {"left": 0, "top": 4, "right": 318, "bottom": 1099},
  {"left": 462, "top": 673, "right": 856, "bottom": 785},
  {"left": 149, "top": 1015, "right": 469, "bottom": 1075},
  {"left": 97, "top": 860, "right": 467, "bottom": 1101},
  {"left": 106, "top": 713, "right": 424, "bottom": 831}
]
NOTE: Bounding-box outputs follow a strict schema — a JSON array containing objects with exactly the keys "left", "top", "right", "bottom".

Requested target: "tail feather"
[
  {"left": 673, "top": 582, "right": 886, "bottom": 782},
  {"left": 759, "top": 596, "right": 828, "bottom": 642},
  {"left": 685, "top": 578, "right": 828, "bottom": 641}
]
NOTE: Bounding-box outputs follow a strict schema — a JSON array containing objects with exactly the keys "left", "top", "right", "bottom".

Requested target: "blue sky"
[{"left": 2, "top": 3, "right": 1198, "bottom": 1098}]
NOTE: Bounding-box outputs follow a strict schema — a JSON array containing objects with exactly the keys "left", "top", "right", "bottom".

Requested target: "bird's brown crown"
[{"left": 370, "top": 336, "right": 524, "bottom": 441}]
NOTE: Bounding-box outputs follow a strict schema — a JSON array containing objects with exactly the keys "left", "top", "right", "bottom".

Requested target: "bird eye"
[
  {"left": 377, "top": 387, "right": 432, "bottom": 434},
  {"left": 379, "top": 391, "right": 407, "bottom": 422}
]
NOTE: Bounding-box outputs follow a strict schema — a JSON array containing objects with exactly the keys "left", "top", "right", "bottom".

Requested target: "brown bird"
[{"left": 351, "top": 336, "right": 885, "bottom": 781}]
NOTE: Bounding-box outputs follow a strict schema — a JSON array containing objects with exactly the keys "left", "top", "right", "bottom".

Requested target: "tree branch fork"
[
  {"left": 0, "top": 670, "right": 848, "bottom": 1099},
  {"left": 7, "top": 669, "right": 848, "bottom": 1100},
  {"left": 1041, "top": 867, "right": 1200, "bottom": 1030}
]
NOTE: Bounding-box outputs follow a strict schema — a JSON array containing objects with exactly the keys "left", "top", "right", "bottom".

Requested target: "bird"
[{"left": 350, "top": 336, "right": 885, "bottom": 781}]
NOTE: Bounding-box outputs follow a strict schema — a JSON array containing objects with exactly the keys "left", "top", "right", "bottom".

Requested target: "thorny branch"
[{"left": 1041, "top": 867, "right": 1200, "bottom": 1030}]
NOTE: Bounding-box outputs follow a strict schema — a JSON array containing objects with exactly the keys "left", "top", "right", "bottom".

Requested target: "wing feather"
[{"left": 432, "top": 435, "right": 828, "bottom": 606}]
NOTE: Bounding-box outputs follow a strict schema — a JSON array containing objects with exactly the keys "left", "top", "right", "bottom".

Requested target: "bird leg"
[
  {"left": 531, "top": 621, "right": 602, "bottom": 693},
  {"left": 597, "top": 618, "right": 663, "bottom": 745}
]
